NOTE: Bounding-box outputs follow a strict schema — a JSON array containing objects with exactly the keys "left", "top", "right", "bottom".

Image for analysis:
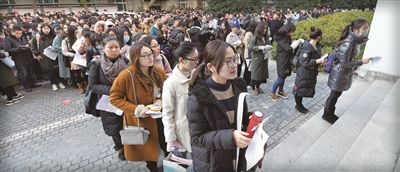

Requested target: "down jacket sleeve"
[
  {"left": 186, "top": 95, "right": 236, "bottom": 150},
  {"left": 88, "top": 61, "right": 111, "bottom": 96}
]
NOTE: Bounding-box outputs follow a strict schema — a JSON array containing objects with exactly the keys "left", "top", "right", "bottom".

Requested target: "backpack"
[
  {"left": 324, "top": 40, "right": 353, "bottom": 73},
  {"left": 291, "top": 43, "right": 303, "bottom": 73},
  {"left": 324, "top": 52, "right": 337, "bottom": 73}
]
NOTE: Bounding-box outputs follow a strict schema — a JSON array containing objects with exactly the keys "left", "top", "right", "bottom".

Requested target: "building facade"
[{"left": 0, "top": 0, "right": 207, "bottom": 14}]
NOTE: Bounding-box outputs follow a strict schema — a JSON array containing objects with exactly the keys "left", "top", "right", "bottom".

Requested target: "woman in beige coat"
[
  {"left": 162, "top": 41, "right": 199, "bottom": 153},
  {"left": 110, "top": 42, "right": 167, "bottom": 172}
]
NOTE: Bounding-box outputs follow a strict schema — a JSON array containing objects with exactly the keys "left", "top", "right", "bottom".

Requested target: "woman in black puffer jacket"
[
  {"left": 293, "top": 27, "right": 325, "bottom": 113},
  {"left": 323, "top": 19, "right": 371, "bottom": 124}
]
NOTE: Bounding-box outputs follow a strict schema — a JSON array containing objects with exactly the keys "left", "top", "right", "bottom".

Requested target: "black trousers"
[
  {"left": 49, "top": 68, "right": 61, "bottom": 85},
  {"left": 2, "top": 86, "right": 17, "bottom": 100},
  {"left": 32, "top": 59, "right": 42, "bottom": 79},
  {"left": 16, "top": 65, "right": 34, "bottom": 89},
  {"left": 70, "top": 69, "right": 84, "bottom": 85},
  {"left": 112, "top": 134, "right": 123, "bottom": 151},
  {"left": 146, "top": 161, "right": 158, "bottom": 172},
  {"left": 324, "top": 90, "right": 343, "bottom": 113},
  {"left": 295, "top": 95, "right": 303, "bottom": 107},
  {"left": 251, "top": 80, "right": 262, "bottom": 90},
  {"left": 156, "top": 118, "right": 167, "bottom": 156}
]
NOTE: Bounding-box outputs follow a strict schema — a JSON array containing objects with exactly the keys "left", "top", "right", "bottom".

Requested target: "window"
[
  {"left": 0, "top": 0, "right": 15, "bottom": 5},
  {"left": 37, "top": 0, "right": 56, "bottom": 3},
  {"left": 178, "top": 0, "right": 187, "bottom": 9}
]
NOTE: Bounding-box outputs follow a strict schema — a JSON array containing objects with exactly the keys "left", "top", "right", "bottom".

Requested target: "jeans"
[
  {"left": 16, "top": 65, "right": 34, "bottom": 89},
  {"left": 324, "top": 90, "right": 343, "bottom": 113},
  {"left": 272, "top": 75, "right": 286, "bottom": 94}
]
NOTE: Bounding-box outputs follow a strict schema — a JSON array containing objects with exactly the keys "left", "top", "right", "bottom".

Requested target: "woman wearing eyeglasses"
[
  {"left": 139, "top": 36, "right": 172, "bottom": 76},
  {"left": 187, "top": 40, "right": 257, "bottom": 172},
  {"left": 162, "top": 41, "right": 198, "bottom": 156},
  {"left": 110, "top": 43, "right": 167, "bottom": 172}
]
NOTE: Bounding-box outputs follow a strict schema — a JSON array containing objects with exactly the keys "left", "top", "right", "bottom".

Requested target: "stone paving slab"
[{"left": 0, "top": 60, "right": 331, "bottom": 171}]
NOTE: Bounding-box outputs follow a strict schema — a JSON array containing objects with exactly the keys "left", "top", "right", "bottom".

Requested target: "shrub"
[{"left": 271, "top": 10, "right": 374, "bottom": 61}]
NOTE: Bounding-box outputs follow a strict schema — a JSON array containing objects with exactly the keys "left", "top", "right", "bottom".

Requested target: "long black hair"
[{"left": 338, "top": 19, "right": 368, "bottom": 42}]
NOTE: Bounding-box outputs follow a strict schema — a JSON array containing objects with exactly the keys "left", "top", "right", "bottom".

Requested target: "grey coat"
[
  {"left": 249, "top": 36, "right": 268, "bottom": 81},
  {"left": 52, "top": 35, "right": 70, "bottom": 78},
  {"left": 328, "top": 32, "right": 365, "bottom": 92},
  {"left": 294, "top": 41, "right": 321, "bottom": 97}
]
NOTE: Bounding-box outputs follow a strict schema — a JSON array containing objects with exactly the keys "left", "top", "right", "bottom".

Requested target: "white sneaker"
[
  {"left": 58, "top": 82, "right": 66, "bottom": 89},
  {"left": 52, "top": 84, "right": 58, "bottom": 91}
]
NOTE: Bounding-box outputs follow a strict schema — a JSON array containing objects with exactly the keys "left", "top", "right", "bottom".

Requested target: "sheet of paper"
[
  {"left": 96, "top": 95, "right": 123, "bottom": 116},
  {"left": 146, "top": 110, "right": 162, "bottom": 119},
  {"left": 43, "top": 46, "right": 58, "bottom": 60},
  {"left": 370, "top": 56, "right": 382, "bottom": 66},
  {"left": 245, "top": 116, "right": 270, "bottom": 170},
  {"left": 320, "top": 53, "right": 328, "bottom": 60},
  {"left": 71, "top": 53, "right": 87, "bottom": 67}
]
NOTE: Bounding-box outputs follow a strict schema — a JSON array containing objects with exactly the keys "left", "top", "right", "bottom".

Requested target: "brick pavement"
[{"left": 0, "top": 60, "right": 331, "bottom": 171}]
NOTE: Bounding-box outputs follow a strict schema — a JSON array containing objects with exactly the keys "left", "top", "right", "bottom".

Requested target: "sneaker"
[
  {"left": 58, "top": 82, "right": 66, "bottom": 89},
  {"left": 6, "top": 99, "right": 14, "bottom": 106},
  {"left": 277, "top": 92, "right": 288, "bottom": 99},
  {"left": 270, "top": 94, "right": 278, "bottom": 101},
  {"left": 52, "top": 84, "right": 58, "bottom": 91},
  {"left": 13, "top": 94, "right": 24, "bottom": 101}
]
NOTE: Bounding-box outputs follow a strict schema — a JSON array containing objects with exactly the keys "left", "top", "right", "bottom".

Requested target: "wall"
[{"left": 361, "top": 0, "right": 400, "bottom": 77}]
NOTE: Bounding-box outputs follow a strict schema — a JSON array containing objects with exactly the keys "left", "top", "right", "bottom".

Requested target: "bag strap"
[{"left": 125, "top": 69, "right": 141, "bottom": 128}]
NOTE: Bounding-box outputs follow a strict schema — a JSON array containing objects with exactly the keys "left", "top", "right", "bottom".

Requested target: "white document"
[
  {"left": 145, "top": 110, "right": 162, "bottom": 119},
  {"left": 96, "top": 95, "right": 123, "bottom": 116},
  {"left": 43, "top": 46, "right": 58, "bottom": 60},
  {"left": 245, "top": 116, "right": 271, "bottom": 170},
  {"left": 370, "top": 56, "right": 382, "bottom": 66},
  {"left": 236, "top": 92, "right": 249, "bottom": 172},
  {"left": 72, "top": 53, "right": 87, "bottom": 67}
]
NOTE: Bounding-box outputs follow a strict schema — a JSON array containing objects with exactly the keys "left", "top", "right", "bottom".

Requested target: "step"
[
  {"left": 289, "top": 79, "right": 395, "bottom": 171},
  {"left": 334, "top": 80, "right": 400, "bottom": 171},
  {"left": 260, "top": 78, "right": 373, "bottom": 171},
  {"left": 395, "top": 156, "right": 400, "bottom": 172}
]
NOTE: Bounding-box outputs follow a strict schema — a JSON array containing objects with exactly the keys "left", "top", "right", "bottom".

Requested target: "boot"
[
  {"left": 322, "top": 109, "right": 338, "bottom": 124},
  {"left": 78, "top": 83, "right": 85, "bottom": 94}
]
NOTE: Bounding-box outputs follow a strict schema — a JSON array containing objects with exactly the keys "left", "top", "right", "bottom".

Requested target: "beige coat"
[
  {"left": 161, "top": 66, "right": 192, "bottom": 152},
  {"left": 110, "top": 65, "right": 166, "bottom": 161}
]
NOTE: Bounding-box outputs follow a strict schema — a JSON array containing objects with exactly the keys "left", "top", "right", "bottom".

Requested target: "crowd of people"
[{"left": 0, "top": 6, "right": 372, "bottom": 172}]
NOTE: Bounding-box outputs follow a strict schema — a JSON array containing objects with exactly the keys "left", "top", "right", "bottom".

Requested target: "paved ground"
[{"left": 0, "top": 60, "right": 331, "bottom": 171}]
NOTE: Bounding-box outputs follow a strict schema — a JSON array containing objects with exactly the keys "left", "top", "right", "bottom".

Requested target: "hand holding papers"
[
  {"left": 72, "top": 53, "right": 87, "bottom": 67},
  {"left": 245, "top": 116, "right": 271, "bottom": 170},
  {"left": 368, "top": 56, "right": 382, "bottom": 66},
  {"left": 43, "top": 46, "right": 58, "bottom": 60},
  {"left": 96, "top": 95, "right": 123, "bottom": 116}
]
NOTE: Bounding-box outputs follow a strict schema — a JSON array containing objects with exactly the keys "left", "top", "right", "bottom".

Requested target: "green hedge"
[{"left": 271, "top": 10, "right": 374, "bottom": 61}]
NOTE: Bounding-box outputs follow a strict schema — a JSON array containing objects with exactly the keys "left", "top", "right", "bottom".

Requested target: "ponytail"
[{"left": 338, "top": 24, "right": 351, "bottom": 43}]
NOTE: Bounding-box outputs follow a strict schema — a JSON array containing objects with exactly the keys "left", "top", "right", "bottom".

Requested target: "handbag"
[
  {"left": 84, "top": 90, "right": 100, "bottom": 117},
  {"left": 0, "top": 56, "right": 15, "bottom": 68},
  {"left": 119, "top": 69, "right": 150, "bottom": 145}
]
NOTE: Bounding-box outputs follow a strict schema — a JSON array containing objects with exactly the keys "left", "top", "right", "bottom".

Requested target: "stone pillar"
[{"left": 357, "top": 0, "right": 399, "bottom": 78}]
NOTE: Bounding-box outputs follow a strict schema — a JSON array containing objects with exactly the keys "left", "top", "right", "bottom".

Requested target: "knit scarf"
[{"left": 100, "top": 55, "right": 128, "bottom": 82}]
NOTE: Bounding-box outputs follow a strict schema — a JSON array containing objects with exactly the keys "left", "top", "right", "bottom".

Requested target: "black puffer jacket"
[
  {"left": 328, "top": 32, "right": 365, "bottom": 92},
  {"left": 3, "top": 36, "right": 33, "bottom": 66},
  {"left": 168, "top": 28, "right": 185, "bottom": 49},
  {"left": 187, "top": 26, "right": 204, "bottom": 56},
  {"left": 88, "top": 57, "right": 128, "bottom": 136},
  {"left": 275, "top": 33, "right": 294, "bottom": 77},
  {"left": 187, "top": 78, "right": 251, "bottom": 172},
  {"left": 294, "top": 41, "right": 321, "bottom": 97}
]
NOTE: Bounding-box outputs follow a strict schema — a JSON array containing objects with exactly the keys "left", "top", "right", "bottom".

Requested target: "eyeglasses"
[
  {"left": 150, "top": 44, "right": 160, "bottom": 49},
  {"left": 140, "top": 53, "right": 154, "bottom": 59},
  {"left": 225, "top": 54, "right": 239, "bottom": 68},
  {"left": 184, "top": 58, "right": 198, "bottom": 63}
]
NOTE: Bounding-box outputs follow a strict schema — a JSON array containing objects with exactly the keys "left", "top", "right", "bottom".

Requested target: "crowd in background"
[{"left": 0, "top": 6, "right": 372, "bottom": 172}]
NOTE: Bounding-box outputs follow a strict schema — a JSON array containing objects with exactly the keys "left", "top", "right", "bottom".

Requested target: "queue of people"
[{"left": 0, "top": 8, "right": 373, "bottom": 172}]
